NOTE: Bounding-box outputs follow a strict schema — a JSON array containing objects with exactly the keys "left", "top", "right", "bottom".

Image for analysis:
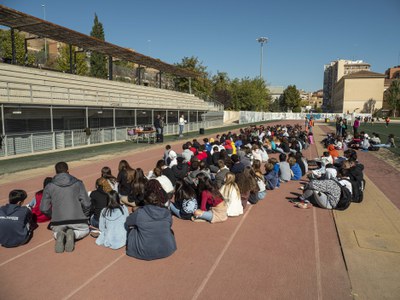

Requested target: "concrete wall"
[{"left": 343, "top": 78, "right": 384, "bottom": 113}]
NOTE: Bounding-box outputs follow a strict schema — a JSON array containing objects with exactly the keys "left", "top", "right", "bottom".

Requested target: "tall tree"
[
  {"left": 211, "top": 72, "right": 232, "bottom": 109},
  {"left": 55, "top": 44, "right": 88, "bottom": 75},
  {"left": 89, "top": 14, "right": 107, "bottom": 79},
  {"left": 174, "top": 56, "right": 212, "bottom": 99},
  {"left": 230, "top": 77, "right": 271, "bottom": 111},
  {"left": 281, "top": 85, "right": 301, "bottom": 112},
  {"left": 0, "top": 29, "right": 35, "bottom": 65},
  {"left": 385, "top": 80, "right": 400, "bottom": 117}
]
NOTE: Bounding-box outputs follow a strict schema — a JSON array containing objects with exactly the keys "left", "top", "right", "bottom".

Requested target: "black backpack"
[
  {"left": 334, "top": 180, "right": 352, "bottom": 210},
  {"left": 350, "top": 178, "right": 365, "bottom": 203}
]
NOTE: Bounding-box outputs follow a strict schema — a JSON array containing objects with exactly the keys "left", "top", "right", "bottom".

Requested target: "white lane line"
[
  {"left": 313, "top": 208, "right": 323, "bottom": 300},
  {"left": 63, "top": 253, "right": 125, "bottom": 300},
  {"left": 0, "top": 239, "right": 53, "bottom": 267},
  {"left": 191, "top": 205, "right": 253, "bottom": 300}
]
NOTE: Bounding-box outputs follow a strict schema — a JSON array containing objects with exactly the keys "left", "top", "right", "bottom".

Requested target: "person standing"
[
  {"left": 353, "top": 117, "right": 360, "bottom": 136},
  {"left": 154, "top": 114, "right": 164, "bottom": 143},
  {"left": 308, "top": 117, "right": 314, "bottom": 133},
  {"left": 178, "top": 114, "right": 186, "bottom": 138},
  {"left": 385, "top": 116, "right": 390, "bottom": 127},
  {"left": 40, "top": 162, "right": 91, "bottom": 253}
]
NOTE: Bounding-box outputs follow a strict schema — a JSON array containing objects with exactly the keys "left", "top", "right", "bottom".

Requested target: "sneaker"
[
  {"left": 65, "top": 229, "right": 75, "bottom": 252},
  {"left": 90, "top": 230, "right": 101, "bottom": 238},
  {"left": 55, "top": 231, "right": 65, "bottom": 253}
]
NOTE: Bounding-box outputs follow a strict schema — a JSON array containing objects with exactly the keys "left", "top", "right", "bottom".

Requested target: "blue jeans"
[
  {"left": 179, "top": 125, "right": 184, "bottom": 136},
  {"left": 197, "top": 210, "right": 213, "bottom": 222},
  {"left": 170, "top": 203, "right": 181, "bottom": 218},
  {"left": 90, "top": 215, "right": 99, "bottom": 229}
]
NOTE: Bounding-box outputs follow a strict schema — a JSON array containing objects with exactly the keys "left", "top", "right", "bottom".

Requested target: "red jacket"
[{"left": 31, "top": 191, "right": 51, "bottom": 223}]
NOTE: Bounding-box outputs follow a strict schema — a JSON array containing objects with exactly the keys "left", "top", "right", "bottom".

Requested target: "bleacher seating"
[{"left": 0, "top": 63, "right": 210, "bottom": 111}]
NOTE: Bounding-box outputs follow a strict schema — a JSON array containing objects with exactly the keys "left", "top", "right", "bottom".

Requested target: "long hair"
[
  {"left": 220, "top": 172, "right": 240, "bottom": 202},
  {"left": 118, "top": 160, "right": 133, "bottom": 173},
  {"left": 236, "top": 166, "right": 258, "bottom": 194},
  {"left": 132, "top": 168, "right": 148, "bottom": 198},
  {"left": 174, "top": 179, "right": 196, "bottom": 203},
  {"left": 102, "top": 191, "right": 124, "bottom": 217},
  {"left": 101, "top": 166, "right": 117, "bottom": 183},
  {"left": 144, "top": 179, "right": 167, "bottom": 207},
  {"left": 252, "top": 159, "right": 263, "bottom": 178},
  {"left": 196, "top": 172, "right": 222, "bottom": 199}
]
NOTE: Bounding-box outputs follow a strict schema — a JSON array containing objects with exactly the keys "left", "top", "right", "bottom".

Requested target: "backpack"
[
  {"left": 334, "top": 180, "right": 352, "bottom": 210},
  {"left": 349, "top": 178, "right": 365, "bottom": 203}
]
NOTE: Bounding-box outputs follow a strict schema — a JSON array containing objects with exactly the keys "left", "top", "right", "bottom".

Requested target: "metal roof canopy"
[{"left": 0, "top": 5, "right": 198, "bottom": 78}]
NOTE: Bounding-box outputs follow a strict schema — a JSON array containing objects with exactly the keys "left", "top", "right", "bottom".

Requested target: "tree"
[
  {"left": 281, "top": 85, "right": 301, "bottom": 112},
  {"left": 89, "top": 14, "right": 107, "bottom": 79},
  {"left": 0, "top": 29, "right": 35, "bottom": 65},
  {"left": 55, "top": 44, "right": 88, "bottom": 75},
  {"left": 211, "top": 72, "right": 232, "bottom": 109},
  {"left": 269, "top": 97, "right": 283, "bottom": 112},
  {"left": 230, "top": 77, "right": 271, "bottom": 111},
  {"left": 385, "top": 80, "right": 400, "bottom": 117},
  {"left": 174, "top": 56, "right": 212, "bottom": 99}
]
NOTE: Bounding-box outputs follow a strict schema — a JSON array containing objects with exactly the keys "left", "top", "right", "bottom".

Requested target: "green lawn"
[{"left": 350, "top": 123, "right": 400, "bottom": 155}]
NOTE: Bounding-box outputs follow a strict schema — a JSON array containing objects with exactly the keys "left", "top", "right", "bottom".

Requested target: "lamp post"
[
  {"left": 256, "top": 37, "right": 268, "bottom": 81},
  {"left": 42, "top": 4, "right": 47, "bottom": 64}
]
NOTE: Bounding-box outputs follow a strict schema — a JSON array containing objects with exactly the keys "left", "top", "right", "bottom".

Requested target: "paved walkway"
[{"left": 0, "top": 121, "right": 398, "bottom": 299}]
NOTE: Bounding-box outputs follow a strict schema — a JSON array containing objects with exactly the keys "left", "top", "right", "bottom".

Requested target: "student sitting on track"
[
  {"left": 170, "top": 179, "right": 198, "bottom": 220},
  {"left": 219, "top": 172, "right": 243, "bottom": 217},
  {"left": 0, "top": 189, "right": 35, "bottom": 248},
  {"left": 236, "top": 166, "right": 260, "bottom": 208},
  {"left": 278, "top": 153, "right": 291, "bottom": 182},
  {"left": 95, "top": 191, "right": 128, "bottom": 250},
  {"left": 128, "top": 168, "right": 148, "bottom": 208},
  {"left": 89, "top": 177, "right": 114, "bottom": 230},
  {"left": 296, "top": 178, "right": 342, "bottom": 209},
  {"left": 264, "top": 162, "right": 279, "bottom": 190},
  {"left": 288, "top": 157, "right": 302, "bottom": 180},
  {"left": 28, "top": 177, "right": 52, "bottom": 223},
  {"left": 116, "top": 160, "right": 134, "bottom": 206},
  {"left": 125, "top": 180, "right": 176, "bottom": 260},
  {"left": 192, "top": 173, "right": 227, "bottom": 223},
  {"left": 40, "top": 162, "right": 91, "bottom": 253}
]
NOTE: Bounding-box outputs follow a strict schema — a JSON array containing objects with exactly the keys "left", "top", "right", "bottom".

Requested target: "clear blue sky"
[{"left": 3, "top": 0, "right": 400, "bottom": 92}]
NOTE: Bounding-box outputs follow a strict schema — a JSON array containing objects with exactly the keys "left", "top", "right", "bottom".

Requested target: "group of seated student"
[
  {"left": 1, "top": 121, "right": 365, "bottom": 260},
  {"left": 295, "top": 124, "right": 370, "bottom": 209},
  {"left": 322, "top": 128, "right": 397, "bottom": 152}
]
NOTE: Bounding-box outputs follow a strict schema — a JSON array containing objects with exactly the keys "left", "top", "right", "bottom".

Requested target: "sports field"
[{"left": 354, "top": 122, "right": 400, "bottom": 155}]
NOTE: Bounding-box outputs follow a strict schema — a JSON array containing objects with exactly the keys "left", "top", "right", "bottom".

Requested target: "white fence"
[{"left": 238, "top": 111, "right": 372, "bottom": 124}]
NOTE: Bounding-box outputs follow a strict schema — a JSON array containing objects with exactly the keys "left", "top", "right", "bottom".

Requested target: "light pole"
[
  {"left": 42, "top": 4, "right": 47, "bottom": 64},
  {"left": 256, "top": 37, "right": 268, "bottom": 81}
]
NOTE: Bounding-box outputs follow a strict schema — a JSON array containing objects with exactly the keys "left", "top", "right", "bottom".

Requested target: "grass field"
[{"left": 342, "top": 122, "right": 400, "bottom": 155}]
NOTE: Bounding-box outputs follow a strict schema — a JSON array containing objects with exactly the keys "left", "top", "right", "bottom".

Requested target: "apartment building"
[
  {"left": 323, "top": 59, "right": 370, "bottom": 110},
  {"left": 331, "top": 70, "right": 385, "bottom": 113}
]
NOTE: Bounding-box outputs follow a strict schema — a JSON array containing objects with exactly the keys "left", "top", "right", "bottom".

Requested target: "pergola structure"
[{"left": 0, "top": 5, "right": 197, "bottom": 89}]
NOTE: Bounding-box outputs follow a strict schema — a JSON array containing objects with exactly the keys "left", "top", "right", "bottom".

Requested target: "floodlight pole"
[
  {"left": 42, "top": 4, "right": 47, "bottom": 64},
  {"left": 257, "top": 37, "right": 268, "bottom": 81}
]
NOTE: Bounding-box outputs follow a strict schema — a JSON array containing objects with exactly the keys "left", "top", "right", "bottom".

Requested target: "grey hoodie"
[{"left": 40, "top": 173, "right": 90, "bottom": 225}]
